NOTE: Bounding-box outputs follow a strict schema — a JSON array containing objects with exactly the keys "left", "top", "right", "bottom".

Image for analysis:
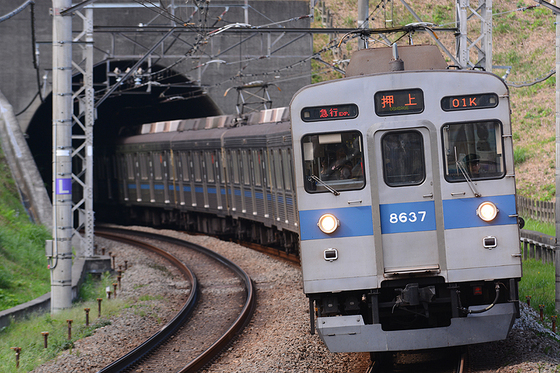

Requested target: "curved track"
[{"left": 95, "top": 227, "right": 256, "bottom": 373}]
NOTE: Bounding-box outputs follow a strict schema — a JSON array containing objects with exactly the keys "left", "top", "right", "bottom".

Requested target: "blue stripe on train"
[
  {"left": 299, "top": 206, "right": 373, "bottom": 241},
  {"left": 131, "top": 183, "right": 292, "bottom": 204},
  {"left": 442, "top": 194, "right": 517, "bottom": 229}
]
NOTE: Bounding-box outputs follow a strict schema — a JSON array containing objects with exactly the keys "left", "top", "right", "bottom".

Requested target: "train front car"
[{"left": 290, "top": 46, "right": 522, "bottom": 354}]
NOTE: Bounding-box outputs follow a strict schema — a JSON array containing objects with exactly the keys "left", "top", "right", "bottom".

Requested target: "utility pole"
[
  {"left": 534, "top": 0, "right": 560, "bottom": 312},
  {"left": 51, "top": 0, "right": 73, "bottom": 312}
]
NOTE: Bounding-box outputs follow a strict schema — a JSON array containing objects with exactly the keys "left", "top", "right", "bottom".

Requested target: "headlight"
[
  {"left": 317, "top": 213, "right": 339, "bottom": 234},
  {"left": 477, "top": 201, "right": 498, "bottom": 222}
]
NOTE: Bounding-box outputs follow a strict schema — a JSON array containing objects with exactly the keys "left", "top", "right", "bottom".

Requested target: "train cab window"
[
  {"left": 382, "top": 131, "right": 425, "bottom": 187},
  {"left": 443, "top": 121, "right": 505, "bottom": 182},
  {"left": 302, "top": 131, "right": 365, "bottom": 193}
]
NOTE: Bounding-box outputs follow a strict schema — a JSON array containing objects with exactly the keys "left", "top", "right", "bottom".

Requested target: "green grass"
[
  {"left": 514, "top": 146, "right": 532, "bottom": 165},
  {"left": 0, "top": 148, "right": 51, "bottom": 311},
  {"left": 0, "top": 273, "right": 128, "bottom": 373},
  {"left": 523, "top": 217, "right": 555, "bottom": 236},
  {"left": 519, "top": 258, "right": 556, "bottom": 316},
  {"left": 519, "top": 218, "right": 559, "bottom": 322}
]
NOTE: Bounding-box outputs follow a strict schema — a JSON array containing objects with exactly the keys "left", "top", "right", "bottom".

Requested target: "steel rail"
[
  {"left": 95, "top": 227, "right": 256, "bottom": 373},
  {"left": 95, "top": 229, "right": 198, "bottom": 373}
]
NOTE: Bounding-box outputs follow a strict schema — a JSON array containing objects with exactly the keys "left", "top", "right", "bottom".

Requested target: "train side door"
[{"left": 369, "top": 122, "right": 445, "bottom": 275}]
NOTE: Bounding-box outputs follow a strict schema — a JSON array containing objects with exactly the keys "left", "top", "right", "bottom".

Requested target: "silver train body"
[
  {"left": 108, "top": 45, "right": 521, "bottom": 354},
  {"left": 109, "top": 108, "right": 301, "bottom": 251},
  {"left": 290, "top": 46, "right": 521, "bottom": 352}
]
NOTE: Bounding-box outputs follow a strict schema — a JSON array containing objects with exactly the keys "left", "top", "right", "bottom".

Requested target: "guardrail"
[{"left": 520, "top": 229, "right": 556, "bottom": 264}]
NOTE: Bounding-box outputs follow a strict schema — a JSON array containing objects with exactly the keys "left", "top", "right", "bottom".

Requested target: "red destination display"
[{"left": 374, "top": 89, "right": 424, "bottom": 116}]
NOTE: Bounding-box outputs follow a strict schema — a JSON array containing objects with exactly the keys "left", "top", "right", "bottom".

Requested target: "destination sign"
[
  {"left": 441, "top": 93, "right": 498, "bottom": 111},
  {"left": 301, "top": 104, "right": 358, "bottom": 122},
  {"left": 374, "top": 89, "right": 424, "bottom": 116}
]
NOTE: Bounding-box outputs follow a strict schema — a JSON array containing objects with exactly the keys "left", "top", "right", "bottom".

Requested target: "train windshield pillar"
[
  {"left": 442, "top": 121, "right": 505, "bottom": 181},
  {"left": 301, "top": 131, "right": 365, "bottom": 193}
]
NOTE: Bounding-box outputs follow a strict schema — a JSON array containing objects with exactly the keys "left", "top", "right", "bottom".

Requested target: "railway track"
[
  {"left": 81, "top": 225, "right": 540, "bottom": 373},
  {"left": 95, "top": 227, "right": 256, "bottom": 373}
]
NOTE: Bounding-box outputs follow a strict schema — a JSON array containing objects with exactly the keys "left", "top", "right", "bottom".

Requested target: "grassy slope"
[{"left": 0, "top": 147, "right": 50, "bottom": 311}]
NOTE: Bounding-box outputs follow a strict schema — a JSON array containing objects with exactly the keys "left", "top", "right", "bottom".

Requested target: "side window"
[
  {"left": 139, "top": 153, "right": 148, "bottom": 180},
  {"left": 282, "top": 149, "right": 292, "bottom": 191},
  {"left": 153, "top": 153, "right": 163, "bottom": 180},
  {"left": 194, "top": 152, "right": 202, "bottom": 182},
  {"left": 275, "top": 149, "right": 284, "bottom": 189},
  {"left": 301, "top": 131, "right": 365, "bottom": 193},
  {"left": 206, "top": 152, "right": 215, "bottom": 183},
  {"left": 148, "top": 153, "right": 154, "bottom": 180},
  {"left": 241, "top": 150, "right": 251, "bottom": 186},
  {"left": 267, "top": 150, "right": 275, "bottom": 188},
  {"left": 175, "top": 151, "right": 183, "bottom": 181},
  {"left": 253, "top": 150, "right": 262, "bottom": 187},
  {"left": 181, "top": 152, "right": 190, "bottom": 182},
  {"left": 126, "top": 154, "right": 134, "bottom": 180},
  {"left": 232, "top": 150, "right": 240, "bottom": 184},
  {"left": 442, "top": 121, "right": 505, "bottom": 181},
  {"left": 382, "top": 131, "right": 425, "bottom": 187},
  {"left": 163, "top": 152, "right": 170, "bottom": 181}
]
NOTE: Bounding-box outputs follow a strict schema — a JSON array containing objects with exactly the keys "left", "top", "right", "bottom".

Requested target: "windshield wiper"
[
  {"left": 309, "top": 175, "right": 340, "bottom": 196},
  {"left": 456, "top": 160, "right": 481, "bottom": 197}
]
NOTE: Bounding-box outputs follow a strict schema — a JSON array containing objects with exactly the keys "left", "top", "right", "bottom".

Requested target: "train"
[{"left": 96, "top": 44, "right": 522, "bottom": 360}]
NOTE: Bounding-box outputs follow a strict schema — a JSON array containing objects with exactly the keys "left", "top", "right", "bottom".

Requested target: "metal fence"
[{"left": 520, "top": 229, "right": 556, "bottom": 264}]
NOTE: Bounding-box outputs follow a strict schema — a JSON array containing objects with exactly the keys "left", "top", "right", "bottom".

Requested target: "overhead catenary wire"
[
  {"left": 82, "top": 1, "right": 548, "bottom": 105},
  {"left": 505, "top": 69, "right": 556, "bottom": 88}
]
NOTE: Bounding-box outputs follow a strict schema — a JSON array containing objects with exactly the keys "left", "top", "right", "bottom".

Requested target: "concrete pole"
[
  {"left": 51, "top": 0, "right": 73, "bottom": 313},
  {"left": 358, "top": 0, "right": 368, "bottom": 50}
]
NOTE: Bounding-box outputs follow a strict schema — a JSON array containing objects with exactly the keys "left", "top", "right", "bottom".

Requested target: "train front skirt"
[{"left": 316, "top": 302, "right": 516, "bottom": 352}]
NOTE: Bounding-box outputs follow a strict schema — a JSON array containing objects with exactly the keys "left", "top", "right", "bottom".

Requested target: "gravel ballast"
[{"left": 30, "top": 227, "right": 560, "bottom": 372}]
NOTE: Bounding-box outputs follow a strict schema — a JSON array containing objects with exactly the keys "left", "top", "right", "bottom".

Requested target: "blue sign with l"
[{"left": 56, "top": 178, "right": 72, "bottom": 195}]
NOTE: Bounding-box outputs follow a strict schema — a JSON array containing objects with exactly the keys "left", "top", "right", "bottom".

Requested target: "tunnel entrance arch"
[{"left": 26, "top": 59, "right": 222, "bottom": 199}]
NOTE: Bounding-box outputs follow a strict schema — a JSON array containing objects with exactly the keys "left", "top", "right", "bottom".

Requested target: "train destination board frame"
[
  {"left": 374, "top": 89, "right": 424, "bottom": 116},
  {"left": 441, "top": 93, "right": 498, "bottom": 111},
  {"left": 301, "top": 104, "right": 358, "bottom": 122}
]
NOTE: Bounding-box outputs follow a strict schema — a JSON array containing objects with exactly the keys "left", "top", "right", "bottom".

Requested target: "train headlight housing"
[
  {"left": 318, "top": 213, "right": 339, "bottom": 234},
  {"left": 477, "top": 201, "right": 499, "bottom": 222}
]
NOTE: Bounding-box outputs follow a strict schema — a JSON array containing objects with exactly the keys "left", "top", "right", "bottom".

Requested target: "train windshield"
[
  {"left": 442, "top": 121, "right": 505, "bottom": 182},
  {"left": 301, "top": 131, "right": 365, "bottom": 194}
]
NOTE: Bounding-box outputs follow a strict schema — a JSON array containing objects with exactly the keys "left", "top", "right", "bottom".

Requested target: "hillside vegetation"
[
  {"left": 0, "top": 148, "right": 50, "bottom": 311},
  {"left": 315, "top": 0, "right": 557, "bottom": 201}
]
